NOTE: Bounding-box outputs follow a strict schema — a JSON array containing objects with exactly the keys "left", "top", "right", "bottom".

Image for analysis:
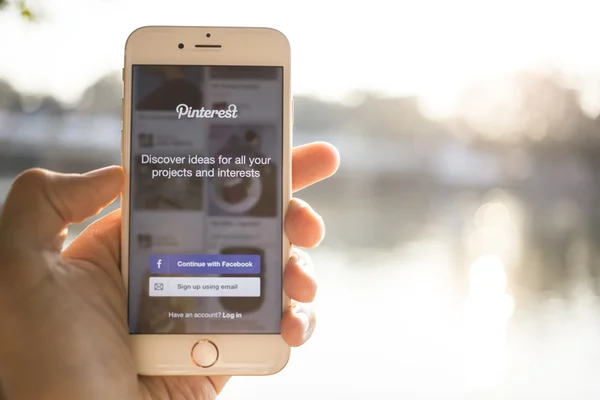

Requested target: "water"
[{"left": 219, "top": 243, "right": 600, "bottom": 400}]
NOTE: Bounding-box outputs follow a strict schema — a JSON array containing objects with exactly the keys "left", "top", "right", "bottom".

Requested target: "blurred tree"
[
  {"left": 456, "top": 70, "right": 592, "bottom": 145},
  {"left": 351, "top": 93, "right": 440, "bottom": 137},
  {"left": 294, "top": 91, "right": 439, "bottom": 138},
  {"left": 19, "top": 94, "right": 65, "bottom": 114},
  {"left": 294, "top": 96, "right": 348, "bottom": 132},
  {"left": 515, "top": 71, "right": 586, "bottom": 143},
  {"left": 0, "top": 79, "right": 22, "bottom": 111},
  {"left": 38, "top": 96, "right": 65, "bottom": 114},
  {"left": 75, "top": 72, "right": 122, "bottom": 116},
  {"left": 0, "top": 0, "right": 36, "bottom": 21}
]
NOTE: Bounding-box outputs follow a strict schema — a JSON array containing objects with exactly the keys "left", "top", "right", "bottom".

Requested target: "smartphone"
[{"left": 121, "top": 26, "right": 292, "bottom": 376}]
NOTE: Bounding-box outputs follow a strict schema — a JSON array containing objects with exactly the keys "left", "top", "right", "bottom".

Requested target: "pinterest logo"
[{"left": 176, "top": 104, "right": 239, "bottom": 119}]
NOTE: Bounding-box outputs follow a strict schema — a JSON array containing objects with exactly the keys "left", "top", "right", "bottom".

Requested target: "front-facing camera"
[{"left": 178, "top": 43, "right": 184, "bottom": 49}]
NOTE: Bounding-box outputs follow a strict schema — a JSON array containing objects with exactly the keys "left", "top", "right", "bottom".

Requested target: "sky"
[{"left": 1, "top": 0, "right": 600, "bottom": 117}]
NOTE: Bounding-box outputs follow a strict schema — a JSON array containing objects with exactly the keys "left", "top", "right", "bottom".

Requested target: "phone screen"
[{"left": 127, "top": 65, "right": 284, "bottom": 335}]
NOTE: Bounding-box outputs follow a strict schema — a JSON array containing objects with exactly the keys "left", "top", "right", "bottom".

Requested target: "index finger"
[{"left": 292, "top": 142, "right": 340, "bottom": 192}]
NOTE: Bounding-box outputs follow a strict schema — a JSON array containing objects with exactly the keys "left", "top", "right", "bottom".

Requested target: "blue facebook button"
[
  {"left": 149, "top": 254, "right": 261, "bottom": 275},
  {"left": 149, "top": 255, "right": 168, "bottom": 274}
]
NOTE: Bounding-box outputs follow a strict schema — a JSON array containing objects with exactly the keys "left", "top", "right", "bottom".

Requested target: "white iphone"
[{"left": 121, "top": 26, "right": 292, "bottom": 376}]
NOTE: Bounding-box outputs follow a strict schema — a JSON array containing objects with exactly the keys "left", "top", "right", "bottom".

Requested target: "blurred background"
[{"left": 2, "top": 0, "right": 600, "bottom": 398}]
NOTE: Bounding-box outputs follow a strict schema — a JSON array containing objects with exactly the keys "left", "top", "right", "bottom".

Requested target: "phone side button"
[{"left": 191, "top": 340, "right": 219, "bottom": 368}]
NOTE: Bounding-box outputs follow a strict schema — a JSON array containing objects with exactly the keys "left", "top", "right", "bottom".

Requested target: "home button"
[{"left": 191, "top": 340, "right": 219, "bottom": 368}]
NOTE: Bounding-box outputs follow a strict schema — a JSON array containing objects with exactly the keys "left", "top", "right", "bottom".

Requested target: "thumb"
[{"left": 0, "top": 166, "right": 123, "bottom": 252}]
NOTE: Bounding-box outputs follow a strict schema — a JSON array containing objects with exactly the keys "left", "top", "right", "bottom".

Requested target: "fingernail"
[
  {"left": 291, "top": 198, "right": 310, "bottom": 209},
  {"left": 292, "top": 252, "right": 308, "bottom": 269},
  {"left": 294, "top": 307, "right": 311, "bottom": 333},
  {"left": 85, "top": 166, "right": 120, "bottom": 177},
  {"left": 292, "top": 251, "right": 317, "bottom": 280}
]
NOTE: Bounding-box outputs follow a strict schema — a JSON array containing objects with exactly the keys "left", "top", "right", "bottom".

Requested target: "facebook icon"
[{"left": 150, "top": 255, "right": 168, "bottom": 274}]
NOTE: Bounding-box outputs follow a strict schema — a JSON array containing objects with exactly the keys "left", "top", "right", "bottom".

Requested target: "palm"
[
  {"left": 61, "top": 211, "right": 224, "bottom": 400},
  {"left": 61, "top": 214, "right": 142, "bottom": 398}
]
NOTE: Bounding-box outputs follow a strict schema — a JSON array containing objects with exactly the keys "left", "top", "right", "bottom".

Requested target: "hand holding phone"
[{"left": 0, "top": 26, "right": 338, "bottom": 399}]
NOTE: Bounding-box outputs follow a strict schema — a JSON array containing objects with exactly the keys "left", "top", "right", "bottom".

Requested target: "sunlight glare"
[
  {"left": 468, "top": 199, "right": 522, "bottom": 269},
  {"left": 468, "top": 255, "right": 507, "bottom": 297},
  {"left": 462, "top": 254, "right": 515, "bottom": 390}
]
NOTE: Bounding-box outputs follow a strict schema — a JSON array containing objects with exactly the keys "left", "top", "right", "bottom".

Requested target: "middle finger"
[{"left": 284, "top": 198, "right": 324, "bottom": 248}]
